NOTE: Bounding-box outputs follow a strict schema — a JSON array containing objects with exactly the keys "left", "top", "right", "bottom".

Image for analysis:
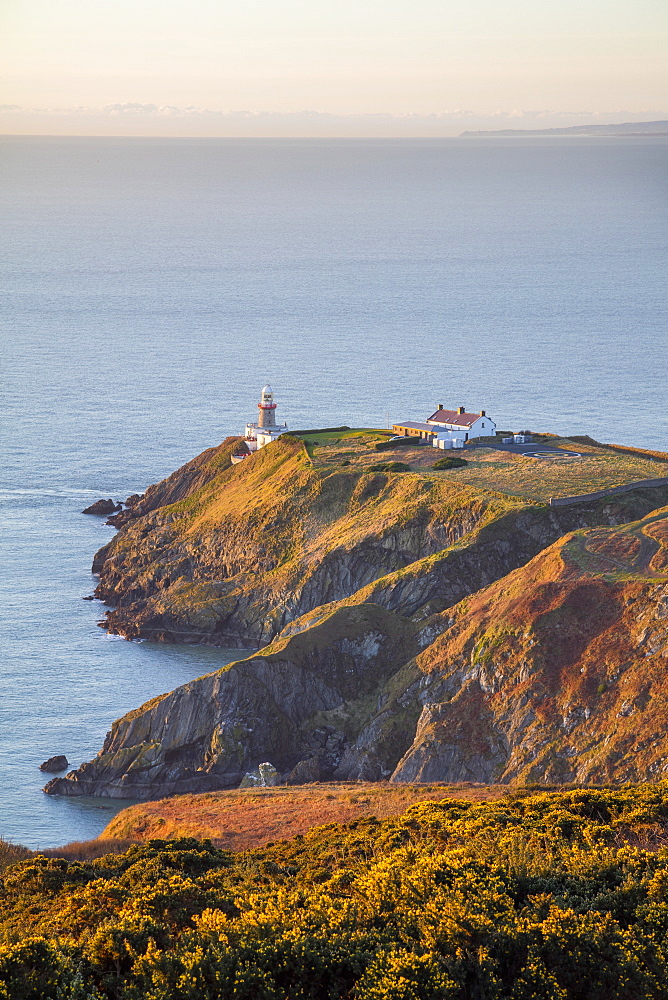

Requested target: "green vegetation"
[
  {"left": 96, "top": 429, "right": 668, "bottom": 648},
  {"left": 432, "top": 456, "right": 468, "bottom": 471},
  {"left": 100, "top": 429, "right": 538, "bottom": 651},
  {"left": 284, "top": 426, "right": 351, "bottom": 437},
  {"left": 5, "top": 784, "right": 668, "bottom": 998},
  {"left": 374, "top": 438, "right": 414, "bottom": 451},
  {"left": 368, "top": 461, "right": 411, "bottom": 473},
  {"left": 294, "top": 429, "right": 386, "bottom": 447}
]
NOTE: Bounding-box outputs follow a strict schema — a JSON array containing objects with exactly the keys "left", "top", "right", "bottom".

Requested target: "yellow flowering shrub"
[{"left": 2, "top": 785, "right": 668, "bottom": 997}]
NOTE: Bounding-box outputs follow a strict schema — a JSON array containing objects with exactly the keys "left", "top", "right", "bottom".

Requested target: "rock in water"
[
  {"left": 90, "top": 432, "right": 668, "bottom": 650},
  {"left": 43, "top": 604, "right": 419, "bottom": 799},
  {"left": 82, "top": 499, "right": 121, "bottom": 516},
  {"left": 40, "top": 755, "right": 69, "bottom": 773}
]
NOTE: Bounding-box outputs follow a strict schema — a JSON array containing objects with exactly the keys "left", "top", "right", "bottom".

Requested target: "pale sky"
[{"left": 1, "top": 0, "right": 667, "bottom": 134}]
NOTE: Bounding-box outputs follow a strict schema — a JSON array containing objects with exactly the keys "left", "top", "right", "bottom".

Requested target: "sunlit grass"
[
  {"left": 101, "top": 781, "right": 508, "bottom": 849},
  {"left": 309, "top": 433, "right": 668, "bottom": 502}
]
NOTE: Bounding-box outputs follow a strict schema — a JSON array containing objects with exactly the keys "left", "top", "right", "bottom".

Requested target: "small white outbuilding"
[{"left": 433, "top": 431, "right": 466, "bottom": 450}]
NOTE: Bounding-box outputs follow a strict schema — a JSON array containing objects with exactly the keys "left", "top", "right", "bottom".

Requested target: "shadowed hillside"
[
  {"left": 47, "top": 507, "right": 668, "bottom": 799},
  {"left": 95, "top": 433, "right": 516, "bottom": 647}
]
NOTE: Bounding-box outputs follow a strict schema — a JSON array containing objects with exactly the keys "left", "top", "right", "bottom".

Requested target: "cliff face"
[
  {"left": 392, "top": 507, "right": 668, "bottom": 785},
  {"left": 93, "top": 434, "right": 668, "bottom": 648},
  {"left": 49, "top": 507, "right": 668, "bottom": 799},
  {"left": 44, "top": 604, "right": 421, "bottom": 798},
  {"left": 93, "top": 435, "right": 517, "bottom": 646},
  {"left": 98, "top": 437, "right": 242, "bottom": 535}
]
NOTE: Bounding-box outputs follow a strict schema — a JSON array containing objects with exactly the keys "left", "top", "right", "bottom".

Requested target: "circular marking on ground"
[{"left": 523, "top": 450, "right": 582, "bottom": 460}]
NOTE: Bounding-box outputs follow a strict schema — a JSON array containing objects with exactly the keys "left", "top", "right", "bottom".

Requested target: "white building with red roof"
[
  {"left": 391, "top": 405, "right": 496, "bottom": 449},
  {"left": 426, "top": 405, "right": 496, "bottom": 440}
]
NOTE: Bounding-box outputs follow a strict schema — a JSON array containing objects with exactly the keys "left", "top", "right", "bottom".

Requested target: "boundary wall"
[{"left": 549, "top": 477, "right": 668, "bottom": 507}]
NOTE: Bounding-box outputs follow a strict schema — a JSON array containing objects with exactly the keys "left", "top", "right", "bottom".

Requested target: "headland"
[{"left": 42, "top": 404, "right": 668, "bottom": 802}]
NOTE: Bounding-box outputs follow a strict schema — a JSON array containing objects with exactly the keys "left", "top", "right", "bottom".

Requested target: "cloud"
[
  {"left": 101, "top": 103, "right": 210, "bottom": 116},
  {"left": 1, "top": 104, "right": 666, "bottom": 136}
]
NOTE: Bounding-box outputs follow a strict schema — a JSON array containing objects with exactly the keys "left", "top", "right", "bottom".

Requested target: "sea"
[{"left": 1, "top": 135, "right": 667, "bottom": 848}]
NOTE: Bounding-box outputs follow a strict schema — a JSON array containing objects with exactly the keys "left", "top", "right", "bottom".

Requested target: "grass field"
[
  {"left": 298, "top": 430, "right": 668, "bottom": 502},
  {"left": 99, "top": 781, "right": 507, "bottom": 851}
]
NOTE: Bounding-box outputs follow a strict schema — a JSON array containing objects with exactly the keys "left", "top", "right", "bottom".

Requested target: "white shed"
[{"left": 433, "top": 431, "right": 466, "bottom": 450}]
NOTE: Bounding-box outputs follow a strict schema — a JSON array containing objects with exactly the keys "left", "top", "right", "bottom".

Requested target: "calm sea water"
[{"left": 1, "top": 136, "right": 667, "bottom": 848}]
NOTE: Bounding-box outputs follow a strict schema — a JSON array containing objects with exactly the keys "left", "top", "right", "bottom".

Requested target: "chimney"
[
  {"left": 457, "top": 406, "right": 465, "bottom": 415},
  {"left": 437, "top": 403, "right": 443, "bottom": 410},
  {"left": 480, "top": 410, "right": 486, "bottom": 416}
]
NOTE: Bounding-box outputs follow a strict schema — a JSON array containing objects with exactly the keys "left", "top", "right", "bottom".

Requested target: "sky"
[{"left": 1, "top": 0, "right": 667, "bottom": 135}]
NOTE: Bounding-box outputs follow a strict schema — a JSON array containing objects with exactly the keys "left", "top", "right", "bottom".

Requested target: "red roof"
[{"left": 426, "top": 409, "right": 482, "bottom": 428}]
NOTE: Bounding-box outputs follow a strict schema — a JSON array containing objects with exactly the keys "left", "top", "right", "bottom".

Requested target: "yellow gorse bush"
[{"left": 3, "top": 784, "right": 668, "bottom": 997}]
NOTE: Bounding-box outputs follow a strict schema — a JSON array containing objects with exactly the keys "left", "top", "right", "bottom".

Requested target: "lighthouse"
[
  {"left": 240, "top": 384, "right": 289, "bottom": 456},
  {"left": 257, "top": 384, "right": 277, "bottom": 429}
]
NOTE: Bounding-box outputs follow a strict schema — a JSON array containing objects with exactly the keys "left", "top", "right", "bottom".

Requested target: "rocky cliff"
[
  {"left": 44, "top": 603, "right": 422, "bottom": 797},
  {"left": 48, "top": 505, "right": 668, "bottom": 798},
  {"left": 392, "top": 506, "right": 668, "bottom": 785},
  {"left": 93, "top": 435, "right": 515, "bottom": 646},
  {"left": 92, "top": 434, "right": 668, "bottom": 648}
]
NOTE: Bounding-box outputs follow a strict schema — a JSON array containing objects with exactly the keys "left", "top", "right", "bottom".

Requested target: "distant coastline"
[{"left": 460, "top": 119, "right": 668, "bottom": 137}]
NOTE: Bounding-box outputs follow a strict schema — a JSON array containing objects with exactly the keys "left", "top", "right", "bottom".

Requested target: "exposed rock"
[
  {"left": 39, "top": 755, "right": 69, "bottom": 773},
  {"left": 286, "top": 757, "right": 322, "bottom": 784},
  {"left": 391, "top": 507, "right": 668, "bottom": 785},
  {"left": 94, "top": 436, "right": 501, "bottom": 644},
  {"left": 57, "top": 425, "right": 668, "bottom": 801},
  {"left": 391, "top": 687, "right": 508, "bottom": 784},
  {"left": 91, "top": 429, "right": 668, "bottom": 648},
  {"left": 47, "top": 507, "right": 668, "bottom": 798},
  {"left": 44, "top": 604, "right": 420, "bottom": 799},
  {"left": 104, "top": 437, "right": 240, "bottom": 529},
  {"left": 239, "top": 762, "right": 279, "bottom": 787},
  {"left": 82, "top": 499, "right": 121, "bottom": 516}
]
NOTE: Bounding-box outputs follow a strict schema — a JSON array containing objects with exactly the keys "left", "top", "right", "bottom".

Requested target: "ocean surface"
[{"left": 1, "top": 136, "right": 667, "bottom": 848}]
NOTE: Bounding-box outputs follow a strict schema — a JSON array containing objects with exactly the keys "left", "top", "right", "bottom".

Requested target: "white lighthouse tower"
[
  {"left": 241, "top": 384, "right": 288, "bottom": 455},
  {"left": 257, "top": 384, "right": 277, "bottom": 429}
]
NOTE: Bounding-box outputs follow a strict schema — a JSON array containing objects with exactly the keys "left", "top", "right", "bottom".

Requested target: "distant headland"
[{"left": 460, "top": 119, "right": 668, "bottom": 137}]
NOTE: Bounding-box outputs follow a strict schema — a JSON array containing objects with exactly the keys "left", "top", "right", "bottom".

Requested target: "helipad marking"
[{"left": 523, "top": 450, "right": 582, "bottom": 460}]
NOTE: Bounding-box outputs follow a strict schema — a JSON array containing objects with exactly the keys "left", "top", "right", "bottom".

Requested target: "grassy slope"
[
  {"left": 309, "top": 431, "right": 668, "bottom": 502},
  {"left": 400, "top": 506, "right": 668, "bottom": 784},
  {"left": 100, "top": 782, "right": 508, "bottom": 850},
  {"left": 75, "top": 434, "right": 668, "bottom": 804},
  {"left": 277, "top": 480, "right": 668, "bottom": 639},
  {"left": 70, "top": 507, "right": 668, "bottom": 804},
  {"left": 97, "top": 430, "right": 668, "bottom": 646},
  {"left": 97, "top": 433, "right": 519, "bottom": 642}
]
